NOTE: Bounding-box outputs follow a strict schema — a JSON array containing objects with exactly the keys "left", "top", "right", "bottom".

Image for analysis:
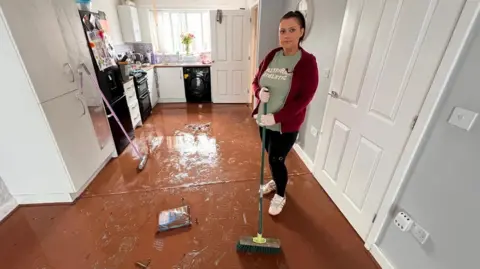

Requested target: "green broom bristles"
[{"left": 236, "top": 236, "right": 281, "bottom": 254}]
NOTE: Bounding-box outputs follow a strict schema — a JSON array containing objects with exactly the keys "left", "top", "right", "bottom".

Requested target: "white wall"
[
  {"left": 135, "top": 0, "right": 246, "bottom": 9},
  {"left": 0, "top": 176, "right": 16, "bottom": 222},
  {"left": 378, "top": 17, "right": 480, "bottom": 269},
  {"left": 91, "top": 0, "right": 124, "bottom": 44},
  {"left": 283, "top": 0, "right": 347, "bottom": 160},
  {"left": 257, "top": 0, "right": 286, "bottom": 65}
]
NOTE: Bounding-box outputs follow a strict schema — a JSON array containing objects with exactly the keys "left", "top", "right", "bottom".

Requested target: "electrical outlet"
[
  {"left": 394, "top": 212, "right": 413, "bottom": 232},
  {"left": 448, "top": 107, "right": 478, "bottom": 131},
  {"left": 310, "top": 126, "right": 318, "bottom": 137},
  {"left": 411, "top": 222, "right": 429, "bottom": 244}
]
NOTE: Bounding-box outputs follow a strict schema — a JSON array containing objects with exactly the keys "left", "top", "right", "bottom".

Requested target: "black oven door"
[
  {"left": 136, "top": 77, "right": 149, "bottom": 96},
  {"left": 138, "top": 91, "right": 152, "bottom": 122}
]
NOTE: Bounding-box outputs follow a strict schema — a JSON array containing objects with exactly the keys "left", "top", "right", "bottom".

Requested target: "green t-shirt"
[{"left": 258, "top": 50, "right": 302, "bottom": 131}]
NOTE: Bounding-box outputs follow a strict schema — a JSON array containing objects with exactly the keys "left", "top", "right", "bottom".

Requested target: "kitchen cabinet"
[
  {"left": 0, "top": 0, "right": 115, "bottom": 204},
  {"left": 117, "top": 5, "right": 141, "bottom": 42},
  {"left": 156, "top": 67, "right": 187, "bottom": 103},
  {"left": 137, "top": 8, "right": 156, "bottom": 44},
  {"left": 53, "top": 0, "right": 91, "bottom": 78},
  {"left": 41, "top": 90, "right": 102, "bottom": 191},
  {"left": 0, "top": 0, "right": 77, "bottom": 103},
  {"left": 124, "top": 80, "right": 142, "bottom": 128},
  {"left": 146, "top": 69, "right": 158, "bottom": 106}
]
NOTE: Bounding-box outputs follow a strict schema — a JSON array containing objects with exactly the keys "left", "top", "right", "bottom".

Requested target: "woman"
[{"left": 252, "top": 11, "right": 319, "bottom": 216}]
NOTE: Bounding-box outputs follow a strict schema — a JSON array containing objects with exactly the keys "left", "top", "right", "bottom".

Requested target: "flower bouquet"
[{"left": 180, "top": 32, "right": 195, "bottom": 55}]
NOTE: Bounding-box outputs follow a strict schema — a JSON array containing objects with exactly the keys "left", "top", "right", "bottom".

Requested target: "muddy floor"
[{"left": 0, "top": 104, "right": 379, "bottom": 269}]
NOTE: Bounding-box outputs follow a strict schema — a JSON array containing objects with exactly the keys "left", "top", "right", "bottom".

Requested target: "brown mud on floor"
[{"left": 0, "top": 104, "right": 379, "bottom": 269}]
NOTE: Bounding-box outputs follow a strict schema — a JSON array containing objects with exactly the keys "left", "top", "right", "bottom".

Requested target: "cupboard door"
[
  {"left": 42, "top": 90, "right": 101, "bottom": 191},
  {"left": 1, "top": 0, "right": 76, "bottom": 102},
  {"left": 52, "top": 0, "right": 88, "bottom": 71},
  {"left": 131, "top": 8, "right": 142, "bottom": 41},
  {"left": 118, "top": 5, "right": 141, "bottom": 42},
  {"left": 156, "top": 67, "right": 186, "bottom": 102}
]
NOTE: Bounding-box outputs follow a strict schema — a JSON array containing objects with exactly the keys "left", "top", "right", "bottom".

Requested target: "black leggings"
[{"left": 259, "top": 127, "right": 298, "bottom": 197}]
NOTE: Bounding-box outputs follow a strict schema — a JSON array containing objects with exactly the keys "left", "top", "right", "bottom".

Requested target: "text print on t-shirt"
[{"left": 263, "top": 68, "right": 292, "bottom": 81}]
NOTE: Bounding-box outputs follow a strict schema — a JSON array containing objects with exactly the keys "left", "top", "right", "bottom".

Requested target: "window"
[{"left": 153, "top": 11, "right": 211, "bottom": 54}]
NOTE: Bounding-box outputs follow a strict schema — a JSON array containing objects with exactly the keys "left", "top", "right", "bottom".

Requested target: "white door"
[
  {"left": 156, "top": 67, "right": 186, "bottom": 102},
  {"left": 313, "top": 0, "right": 465, "bottom": 239},
  {"left": 42, "top": 90, "right": 101, "bottom": 191},
  {"left": 210, "top": 10, "right": 250, "bottom": 103}
]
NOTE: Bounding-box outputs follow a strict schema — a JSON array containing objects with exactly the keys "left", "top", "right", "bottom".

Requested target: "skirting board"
[
  {"left": 293, "top": 143, "right": 314, "bottom": 173},
  {"left": 159, "top": 98, "right": 187, "bottom": 103},
  {"left": 0, "top": 198, "right": 18, "bottom": 222},
  {"left": 370, "top": 244, "right": 394, "bottom": 269},
  {"left": 15, "top": 192, "right": 74, "bottom": 204}
]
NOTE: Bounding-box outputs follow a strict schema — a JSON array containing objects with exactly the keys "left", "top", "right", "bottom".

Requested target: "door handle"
[
  {"left": 64, "top": 63, "right": 75, "bottom": 83},
  {"left": 76, "top": 92, "right": 86, "bottom": 116},
  {"left": 180, "top": 70, "right": 183, "bottom": 80},
  {"left": 77, "top": 62, "right": 90, "bottom": 92},
  {"left": 328, "top": 91, "right": 339, "bottom": 99}
]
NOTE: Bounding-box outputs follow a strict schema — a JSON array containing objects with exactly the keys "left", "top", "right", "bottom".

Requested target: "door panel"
[
  {"left": 42, "top": 90, "right": 101, "bottom": 191},
  {"left": 313, "top": 0, "right": 465, "bottom": 239},
  {"left": 1, "top": 0, "right": 76, "bottom": 102},
  {"left": 210, "top": 10, "right": 250, "bottom": 103},
  {"left": 157, "top": 67, "right": 186, "bottom": 101}
]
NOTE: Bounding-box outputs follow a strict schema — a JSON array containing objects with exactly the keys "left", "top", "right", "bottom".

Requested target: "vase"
[{"left": 185, "top": 44, "right": 191, "bottom": 55}]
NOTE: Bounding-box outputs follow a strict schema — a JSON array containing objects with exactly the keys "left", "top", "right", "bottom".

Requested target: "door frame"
[
  {"left": 249, "top": 3, "right": 259, "bottom": 108},
  {"left": 364, "top": 0, "right": 479, "bottom": 251},
  {"left": 311, "top": 0, "right": 476, "bottom": 252}
]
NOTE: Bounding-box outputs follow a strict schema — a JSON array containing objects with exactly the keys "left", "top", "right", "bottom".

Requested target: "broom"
[{"left": 236, "top": 101, "right": 281, "bottom": 254}]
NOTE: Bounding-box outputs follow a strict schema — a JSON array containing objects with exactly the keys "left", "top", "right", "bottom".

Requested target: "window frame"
[{"left": 153, "top": 10, "right": 211, "bottom": 54}]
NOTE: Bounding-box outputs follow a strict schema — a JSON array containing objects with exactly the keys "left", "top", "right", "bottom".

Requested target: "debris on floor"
[
  {"left": 184, "top": 122, "right": 211, "bottom": 132},
  {"left": 157, "top": 204, "right": 192, "bottom": 232},
  {"left": 135, "top": 259, "right": 151, "bottom": 268},
  {"left": 172, "top": 246, "right": 208, "bottom": 269}
]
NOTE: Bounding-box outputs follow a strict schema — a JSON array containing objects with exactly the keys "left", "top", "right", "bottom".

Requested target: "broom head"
[{"left": 236, "top": 235, "right": 281, "bottom": 254}]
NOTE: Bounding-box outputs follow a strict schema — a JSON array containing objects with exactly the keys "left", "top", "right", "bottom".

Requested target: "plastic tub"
[{"left": 76, "top": 0, "right": 92, "bottom": 11}]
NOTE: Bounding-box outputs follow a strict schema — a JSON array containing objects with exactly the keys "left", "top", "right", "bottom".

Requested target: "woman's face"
[{"left": 279, "top": 18, "right": 304, "bottom": 50}]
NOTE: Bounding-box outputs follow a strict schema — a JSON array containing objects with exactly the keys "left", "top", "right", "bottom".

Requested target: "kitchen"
[
  {"left": 0, "top": 0, "right": 252, "bottom": 205},
  {"left": 81, "top": 0, "right": 251, "bottom": 156}
]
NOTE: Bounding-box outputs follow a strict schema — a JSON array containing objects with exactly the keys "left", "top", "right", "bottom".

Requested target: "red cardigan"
[{"left": 252, "top": 47, "right": 319, "bottom": 133}]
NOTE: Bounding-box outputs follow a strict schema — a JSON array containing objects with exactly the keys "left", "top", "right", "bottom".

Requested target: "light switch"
[
  {"left": 448, "top": 107, "right": 478, "bottom": 131},
  {"left": 322, "top": 69, "right": 331, "bottom": 78}
]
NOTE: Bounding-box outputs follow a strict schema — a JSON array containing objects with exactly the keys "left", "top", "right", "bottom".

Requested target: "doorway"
[
  {"left": 313, "top": 0, "right": 465, "bottom": 240},
  {"left": 249, "top": 4, "right": 259, "bottom": 108}
]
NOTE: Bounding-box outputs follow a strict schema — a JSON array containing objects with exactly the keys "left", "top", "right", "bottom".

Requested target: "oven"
[
  {"left": 134, "top": 74, "right": 152, "bottom": 122},
  {"left": 136, "top": 76, "right": 149, "bottom": 96},
  {"left": 137, "top": 91, "right": 152, "bottom": 122}
]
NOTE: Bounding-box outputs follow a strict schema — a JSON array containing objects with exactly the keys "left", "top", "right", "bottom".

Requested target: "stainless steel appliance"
[
  {"left": 133, "top": 53, "right": 144, "bottom": 63},
  {"left": 118, "top": 62, "right": 132, "bottom": 83}
]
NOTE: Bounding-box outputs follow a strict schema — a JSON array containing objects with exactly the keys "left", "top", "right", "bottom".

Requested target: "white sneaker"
[
  {"left": 260, "top": 180, "right": 276, "bottom": 196},
  {"left": 268, "top": 194, "right": 286, "bottom": 216}
]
